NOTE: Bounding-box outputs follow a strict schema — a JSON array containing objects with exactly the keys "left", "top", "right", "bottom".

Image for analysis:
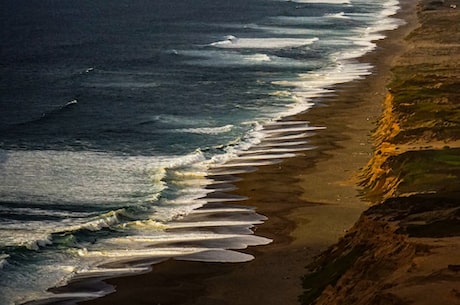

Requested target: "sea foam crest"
[
  {"left": 75, "top": 210, "right": 122, "bottom": 232},
  {"left": 175, "top": 124, "right": 234, "bottom": 135},
  {"left": 326, "top": 12, "right": 350, "bottom": 19},
  {"left": 0, "top": 254, "right": 10, "bottom": 269},
  {"left": 0, "top": 149, "right": 210, "bottom": 254},
  {"left": 287, "top": 0, "right": 350, "bottom": 3},
  {"left": 331, "top": 1, "right": 403, "bottom": 61},
  {"left": 244, "top": 53, "right": 271, "bottom": 62},
  {"left": 0, "top": 229, "right": 54, "bottom": 251},
  {"left": 210, "top": 35, "right": 319, "bottom": 49}
]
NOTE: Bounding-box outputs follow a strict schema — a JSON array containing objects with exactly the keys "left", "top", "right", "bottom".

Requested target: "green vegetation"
[
  {"left": 299, "top": 246, "right": 365, "bottom": 305},
  {"left": 388, "top": 148, "right": 460, "bottom": 195},
  {"left": 405, "top": 218, "right": 460, "bottom": 237},
  {"left": 386, "top": 51, "right": 460, "bottom": 142}
]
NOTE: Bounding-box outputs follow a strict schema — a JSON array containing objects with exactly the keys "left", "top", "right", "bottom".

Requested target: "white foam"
[
  {"left": 190, "top": 207, "right": 257, "bottom": 214},
  {"left": 244, "top": 53, "right": 271, "bottom": 62},
  {"left": 76, "top": 210, "right": 122, "bottom": 231},
  {"left": 77, "top": 243, "right": 265, "bottom": 264},
  {"left": 78, "top": 247, "right": 206, "bottom": 259},
  {"left": 203, "top": 119, "right": 322, "bottom": 173},
  {"left": 99, "top": 232, "right": 271, "bottom": 249},
  {"left": 101, "top": 233, "right": 238, "bottom": 245},
  {"left": 326, "top": 12, "right": 350, "bottom": 19},
  {"left": 178, "top": 249, "right": 255, "bottom": 263},
  {"left": 65, "top": 99, "right": 78, "bottom": 106},
  {"left": 0, "top": 149, "right": 212, "bottom": 251},
  {"left": 76, "top": 266, "right": 151, "bottom": 278},
  {"left": 0, "top": 150, "right": 170, "bottom": 205},
  {"left": 0, "top": 254, "right": 9, "bottom": 269},
  {"left": 0, "top": 254, "right": 83, "bottom": 305},
  {"left": 167, "top": 220, "right": 264, "bottom": 229},
  {"left": 153, "top": 203, "right": 207, "bottom": 223},
  {"left": 380, "top": 0, "right": 401, "bottom": 17},
  {"left": 118, "top": 219, "right": 168, "bottom": 231},
  {"left": 174, "top": 124, "right": 234, "bottom": 135},
  {"left": 210, "top": 36, "right": 319, "bottom": 49},
  {"left": 271, "top": 62, "right": 374, "bottom": 107},
  {"left": 0, "top": 229, "right": 54, "bottom": 250},
  {"left": 288, "top": 0, "right": 350, "bottom": 3}
]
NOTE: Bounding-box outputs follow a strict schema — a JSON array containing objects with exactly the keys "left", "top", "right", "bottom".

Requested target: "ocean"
[{"left": 0, "top": 0, "right": 403, "bottom": 304}]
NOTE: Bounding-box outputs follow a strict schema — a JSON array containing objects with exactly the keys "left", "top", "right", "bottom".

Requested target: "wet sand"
[{"left": 77, "top": 1, "right": 419, "bottom": 304}]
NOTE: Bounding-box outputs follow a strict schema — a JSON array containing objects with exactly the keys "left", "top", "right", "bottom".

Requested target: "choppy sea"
[{"left": 0, "top": 0, "right": 403, "bottom": 303}]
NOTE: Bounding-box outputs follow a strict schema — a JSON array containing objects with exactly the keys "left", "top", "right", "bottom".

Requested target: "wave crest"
[
  {"left": 174, "top": 124, "right": 234, "bottom": 135},
  {"left": 210, "top": 36, "right": 319, "bottom": 49}
]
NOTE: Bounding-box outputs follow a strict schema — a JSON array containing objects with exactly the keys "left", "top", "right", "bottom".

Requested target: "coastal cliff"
[{"left": 301, "top": 1, "right": 460, "bottom": 304}]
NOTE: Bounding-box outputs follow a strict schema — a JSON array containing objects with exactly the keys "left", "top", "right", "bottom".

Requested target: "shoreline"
[
  {"left": 301, "top": 0, "right": 460, "bottom": 303},
  {"left": 67, "top": 2, "right": 421, "bottom": 305}
]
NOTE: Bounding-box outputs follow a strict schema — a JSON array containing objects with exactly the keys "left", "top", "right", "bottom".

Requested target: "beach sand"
[{"left": 76, "top": 1, "right": 419, "bottom": 304}]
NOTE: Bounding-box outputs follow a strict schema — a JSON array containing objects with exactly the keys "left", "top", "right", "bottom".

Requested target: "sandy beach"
[{"left": 74, "top": 1, "right": 425, "bottom": 304}]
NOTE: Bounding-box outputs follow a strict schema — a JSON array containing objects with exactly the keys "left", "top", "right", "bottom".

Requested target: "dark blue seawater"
[{"left": 0, "top": 0, "right": 403, "bottom": 303}]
